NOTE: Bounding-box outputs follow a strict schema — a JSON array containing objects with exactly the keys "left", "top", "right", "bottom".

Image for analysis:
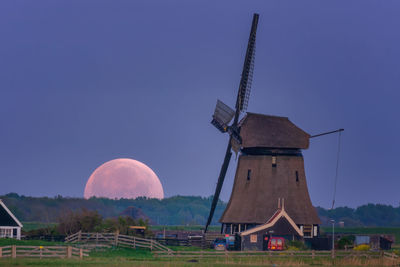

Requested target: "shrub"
[
  {"left": 353, "top": 244, "right": 370, "bottom": 251},
  {"left": 57, "top": 208, "right": 102, "bottom": 235},
  {"left": 338, "top": 236, "right": 354, "bottom": 249},
  {"left": 57, "top": 208, "right": 151, "bottom": 236},
  {"left": 285, "top": 240, "right": 307, "bottom": 250}
]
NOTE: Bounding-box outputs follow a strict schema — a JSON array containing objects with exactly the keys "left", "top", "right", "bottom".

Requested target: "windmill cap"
[{"left": 238, "top": 113, "right": 310, "bottom": 149}]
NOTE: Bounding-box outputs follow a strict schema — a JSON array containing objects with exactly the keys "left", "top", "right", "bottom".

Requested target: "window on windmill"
[
  {"left": 272, "top": 156, "right": 277, "bottom": 167},
  {"left": 247, "top": 169, "right": 251, "bottom": 181},
  {"left": 295, "top": 171, "right": 299, "bottom": 182}
]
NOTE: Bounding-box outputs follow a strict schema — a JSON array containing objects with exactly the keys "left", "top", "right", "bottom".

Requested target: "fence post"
[
  {"left": 39, "top": 246, "right": 42, "bottom": 259},
  {"left": 67, "top": 246, "right": 72, "bottom": 258},
  {"left": 79, "top": 248, "right": 83, "bottom": 259},
  {"left": 150, "top": 240, "right": 153, "bottom": 251},
  {"left": 331, "top": 249, "right": 335, "bottom": 259},
  {"left": 12, "top": 245, "right": 16, "bottom": 258},
  {"left": 115, "top": 230, "right": 119, "bottom": 246},
  {"left": 133, "top": 237, "right": 136, "bottom": 249},
  {"left": 96, "top": 233, "right": 99, "bottom": 244},
  {"left": 0, "top": 247, "right": 2, "bottom": 258},
  {"left": 78, "top": 230, "right": 82, "bottom": 242},
  {"left": 312, "top": 250, "right": 315, "bottom": 259}
]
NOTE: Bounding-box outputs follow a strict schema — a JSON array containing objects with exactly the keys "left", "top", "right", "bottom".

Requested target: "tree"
[{"left": 57, "top": 208, "right": 102, "bottom": 235}]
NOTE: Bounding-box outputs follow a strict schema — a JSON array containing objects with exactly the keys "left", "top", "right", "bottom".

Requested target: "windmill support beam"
[{"left": 310, "top": 129, "right": 344, "bottom": 138}]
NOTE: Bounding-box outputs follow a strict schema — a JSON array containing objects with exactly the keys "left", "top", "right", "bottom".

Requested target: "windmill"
[{"left": 205, "top": 13, "right": 325, "bottom": 239}]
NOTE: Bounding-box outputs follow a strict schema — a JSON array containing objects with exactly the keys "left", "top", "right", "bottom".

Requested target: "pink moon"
[{"left": 84, "top": 158, "right": 164, "bottom": 199}]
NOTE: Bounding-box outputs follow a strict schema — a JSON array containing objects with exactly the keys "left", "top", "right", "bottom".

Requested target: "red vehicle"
[{"left": 263, "top": 236, "right": 285, "bottom": 251}]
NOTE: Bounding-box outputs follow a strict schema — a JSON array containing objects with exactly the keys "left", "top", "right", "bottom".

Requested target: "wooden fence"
[
  {"left": 155, "top": 238, "right": 189, "bottom": 247},
  {"left": 154, "top": 249, "right": 399, "bottom": 261},
  {"left": 0, "top": 245, "right": 89, "bottom": 259},
  {"left": 65, "top": 232, "right": 172, "bottom": 253},
  {"left": 155, "top": 236, "right": 211, "bottom": 248}
]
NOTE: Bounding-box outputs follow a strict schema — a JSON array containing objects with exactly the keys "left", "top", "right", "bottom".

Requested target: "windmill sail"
[
  {"left": 237, "top": 14, "right": 258, "bottom": 113},
  {"left": 205, "top": 13, "right": 259, "bottom": 233},
  {"left": 211, "top": 100, "right": 235, "bottom": 133}
]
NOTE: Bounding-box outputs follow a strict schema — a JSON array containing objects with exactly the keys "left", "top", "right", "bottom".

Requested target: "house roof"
[
  {"left": 0, "top": 199, "right": 23, "bottom": 227},
  {"left": 240, "top": 201, "right": 303, "bottom": 237},
  {"left": 238, "top": 113, "right": 310, "bottom": 149}
]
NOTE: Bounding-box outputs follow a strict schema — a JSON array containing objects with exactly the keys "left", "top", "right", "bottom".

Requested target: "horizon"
[{"left": 2, "top": 192, "right": 399, "bottom": 210}]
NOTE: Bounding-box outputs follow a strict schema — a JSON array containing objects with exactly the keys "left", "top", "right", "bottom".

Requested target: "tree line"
[{"left": 2, "top": 193, "right": 400, "bottom": 227}]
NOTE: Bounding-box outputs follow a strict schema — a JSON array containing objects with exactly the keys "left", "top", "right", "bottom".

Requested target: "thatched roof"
[
  {"left": 220, "top": 154, "right": 321, "bottom": 225},
  {"left": 239, "top": 113, "right": 310, "bottom": 149}
]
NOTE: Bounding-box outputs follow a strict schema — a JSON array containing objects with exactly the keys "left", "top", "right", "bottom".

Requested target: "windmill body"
[
  {"left": 220, "top": 113, "right": 321, "bottom": 238},
  {"left": 205, "top": 13, "right": 321, "bottom": 240}
]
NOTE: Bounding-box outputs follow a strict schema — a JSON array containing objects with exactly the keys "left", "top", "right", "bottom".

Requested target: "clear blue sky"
[{"left": 1, "top": 1, "right": 399, "bottom": 208}]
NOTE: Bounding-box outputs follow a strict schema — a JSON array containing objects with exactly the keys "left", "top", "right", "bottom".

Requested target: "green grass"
[
  {"left": 0, "top": 238, "right": 63, "bottom": 246},
  {"left": 90, "top": 247, "right": 153, "bottom": 259},
  {"left": 0, "top": 243, "right": 398, "bottom": 266},
  {"left": 167, "top": 245, "right": 213, "bottom": 251},
  {"left": 22, "top": 222, "right": 57, "bottom": 231},
  {"left": 321, "top": 227, "right": 400, "bottom": 244},
  {"left": 0, "top": 254, "right": 396, "bottom": 267},
  {"left": 149, "top": 225, "right": 220, "bottom": 232},
  {"left": 2, "top": 225, "right": 399, "bottom": 266}
]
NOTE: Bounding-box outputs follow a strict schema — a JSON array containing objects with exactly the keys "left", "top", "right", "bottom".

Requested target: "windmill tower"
[{"left": 205, "top": 13, "right": 321, "bottom": 239}]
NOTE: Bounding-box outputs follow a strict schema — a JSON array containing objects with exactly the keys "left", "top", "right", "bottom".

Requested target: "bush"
[
  {"left": 57, "top": 208, "right": 151, "bottom": 236},
  {"left": 338, "top": 236, "right": 354, "bottom": 249},
  {"left": 57, "top": 208, "right": 102, "bottom": 235},
  {"left": 285, "top": 240, "right": 307, "bottom": 250},
  {"left": 353, "top": 244, "right": 370, "bottom": 251}
]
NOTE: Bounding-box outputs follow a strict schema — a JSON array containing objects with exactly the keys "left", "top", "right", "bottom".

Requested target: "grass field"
[
  {"left": 1, "top": 238, "right": 399, "bottom": 266},
  {"left": 22, "top": 222, "right": 57, "bottom": 232},
  {"left": 20, "top": 223, "right": 400, "bottom": 246},
  {"left": 2, "top": 226, "right": 399, "bottom": 266},
  {"left": 0, "top": 251, "right": 398, "bottom": 267},
  {"left": 149, "top": 225, "right": 220, "bottom": 232},
  {"left": 321, "top": 227, "right": 400, "bottom": 244},
  {"left": 0, "top": 238, "right": 64, "bottom": 246}
]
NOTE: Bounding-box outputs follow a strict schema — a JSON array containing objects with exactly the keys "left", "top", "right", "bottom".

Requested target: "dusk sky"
[{"left": 1, "top": 1, "right": 399, "bottom": 208}]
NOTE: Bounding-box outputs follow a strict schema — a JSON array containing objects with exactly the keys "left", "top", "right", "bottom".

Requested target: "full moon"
[{"left": 84, "top": 158, "right": 164, "bottom": 199}]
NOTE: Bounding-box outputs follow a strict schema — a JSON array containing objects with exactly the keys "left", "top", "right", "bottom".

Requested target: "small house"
[
  {"left": 355, "top": 235, "right": 394, "bottom": 250},
  {"left": 238, "top": 200, "right": 304, "bottom": 250},
  {"left": 0, "top": 199, "right": 23, "bottom": 239}
]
